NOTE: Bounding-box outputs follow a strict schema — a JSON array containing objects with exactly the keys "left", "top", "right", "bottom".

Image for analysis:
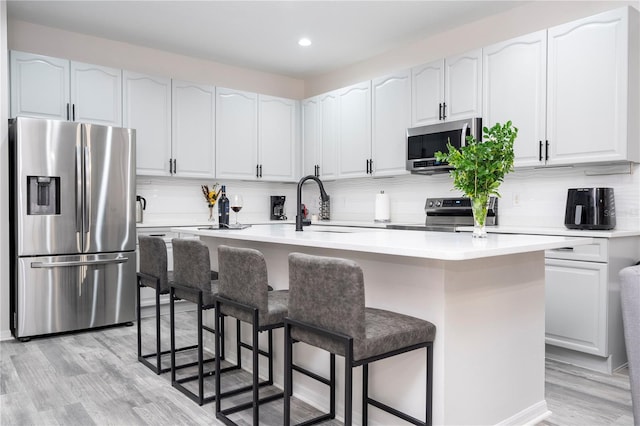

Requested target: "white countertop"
[
  {"left": 175, "top": 223, "right": 594, "bottom": 261},
  {"left": 456, "top": 225, "right": 640, "bottom": 238}
]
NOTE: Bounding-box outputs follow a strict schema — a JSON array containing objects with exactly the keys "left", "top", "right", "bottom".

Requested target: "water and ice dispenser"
[{"left": 27, "top": 176, "right": 60, "bottom": 215}]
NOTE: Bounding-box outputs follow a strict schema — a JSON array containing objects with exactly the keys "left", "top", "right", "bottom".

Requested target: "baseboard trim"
[{"left": 496, "top": 400, "right": 551, "bottom": 426}]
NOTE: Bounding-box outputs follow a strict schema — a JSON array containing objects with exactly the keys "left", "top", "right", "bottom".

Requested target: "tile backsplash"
[{"left": 137, "top": 163, "right": 640, "bottom": 230}]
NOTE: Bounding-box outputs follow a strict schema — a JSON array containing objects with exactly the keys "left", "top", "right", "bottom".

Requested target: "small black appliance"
[
  {"left": 270, "top": 195, "right": 287, "bottom": 220},
  {"left": 564, "top": 187, "right": 616, "bottom": 230}
]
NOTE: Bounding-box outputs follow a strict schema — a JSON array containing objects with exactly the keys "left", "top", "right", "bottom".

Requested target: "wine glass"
[{"left": 230, "top": 195, "right": 243, "bottom": 225}]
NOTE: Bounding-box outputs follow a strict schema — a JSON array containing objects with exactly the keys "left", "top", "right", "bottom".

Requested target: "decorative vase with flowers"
[
  {"left": 201, "top": 183, "right": 220, "bottom": 222},
  {"left": 435, "top": 121, "right": 517, "bottom": 238}
]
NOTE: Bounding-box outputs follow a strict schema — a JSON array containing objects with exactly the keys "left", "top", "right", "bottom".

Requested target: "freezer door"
[
  {"left": 83, "top": 124, "right": 136, "bottom": 253},
  {"left": 12, "top": 117, "right": 83, "bottom": 256},
  {"left": 15, "top": 252, "right": 136, "bottom": 338}
]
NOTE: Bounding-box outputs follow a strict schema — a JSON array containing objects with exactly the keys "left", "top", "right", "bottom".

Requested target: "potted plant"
[{"left": 435, "top": 121, "right": 518, "bottom": 238}]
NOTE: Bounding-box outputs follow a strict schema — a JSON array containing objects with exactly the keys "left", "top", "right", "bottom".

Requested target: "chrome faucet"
[{"left": 296, "top": 175, "right": 329, "bottom": 231}]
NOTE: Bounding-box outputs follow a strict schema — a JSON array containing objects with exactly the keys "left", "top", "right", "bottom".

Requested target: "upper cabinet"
[
  {"left": 123, "top": 71, "right": 172, "bottom": 176},
  {"left": 338, "top": 81, "right": 372, "bottom": 179},
  {"left": 303, "top": 91, "right": 339, "bottom": 180},
  {"left": 258, "top": 95, "right": 298, "bottom": 181},
  {"left": 171, "top": 80, "right": 216, "bottom": 178},
  {"left": 483, "top": 7, "right": 638, "bottom": 168},
  {"left": 546, "top": 7, "right": 638, "bottom": 165},
  {"left": 216, "top": 88, "right": 298, "bottom": 182},
  {"left": 412, "top": 49, "right": 482, "bottom": 127},
  {"left": 11, "top": 51, "right": 122, "bottom": 126},
  {"left": 483, "top": 31, "right": 547, "bottom": 168},
  {"left": 371, "top": 70, "right": 411, "bottom": 177},
  {"left": 215, "top": 88, "right": 259, "bottom": 180}
]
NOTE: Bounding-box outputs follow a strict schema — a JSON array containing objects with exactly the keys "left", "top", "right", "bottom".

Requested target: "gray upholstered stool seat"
[
  {"left": 285, "top": 252, "right": 435, "bottom": 426},
  {"left": 170, "top": 238, "right": 230, "bottom": 406},
  {"left": 214, "top": 245, "right": 288, "bottom": 426},
  {"left": 137, "top": 235, "right": 198, "bottom": 374},
  {"left": 619, "top": 263, "right": 640, "bottom": 425}
]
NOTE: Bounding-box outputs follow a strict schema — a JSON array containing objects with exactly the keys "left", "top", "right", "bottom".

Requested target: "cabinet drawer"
[{"left": 545, "top": 238, "right": 607, "bottom": 262}]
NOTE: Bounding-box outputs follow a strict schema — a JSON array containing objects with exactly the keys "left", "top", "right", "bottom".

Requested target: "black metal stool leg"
[
  {"left": 155, "top": 286, "right": 162, "bottom": 373},
  {"left": 363, "top": 363, "right": 369, "bottom": 425},
  {"left": 170, "top": 288, "right": 176, "bottom": 384}
]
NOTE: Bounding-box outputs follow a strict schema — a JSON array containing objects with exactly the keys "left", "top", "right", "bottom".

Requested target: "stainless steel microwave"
[{"left": 406, "top": 117, "right": 482, "bottom": 174}]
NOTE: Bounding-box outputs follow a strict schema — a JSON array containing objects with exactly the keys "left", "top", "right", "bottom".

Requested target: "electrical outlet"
[{"left": 513, "top": 193, "right": 521, "bottom": 206}]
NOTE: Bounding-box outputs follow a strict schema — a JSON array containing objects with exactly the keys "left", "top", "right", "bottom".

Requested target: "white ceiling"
[{"left": 7, "top": 1, "right": 527, "bottom": 79}]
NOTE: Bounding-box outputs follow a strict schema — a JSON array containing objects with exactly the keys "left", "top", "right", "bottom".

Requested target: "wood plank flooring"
[{"left": 1, "top": 311, "right": 634, "bottom": 425}]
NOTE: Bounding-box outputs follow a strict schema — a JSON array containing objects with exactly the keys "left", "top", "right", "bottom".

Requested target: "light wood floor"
[{"left": 1, "top": 311, "right": 634, "bottom": 425}]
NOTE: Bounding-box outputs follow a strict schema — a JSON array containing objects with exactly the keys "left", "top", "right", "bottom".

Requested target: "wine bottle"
[{"left": 218, "top": 185, "right": 230, "bottom": 228}]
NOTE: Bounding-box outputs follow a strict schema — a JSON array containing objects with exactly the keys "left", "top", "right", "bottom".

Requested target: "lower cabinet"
[{"left": 544, "top": 237, "right": 639, "bottom": 373}]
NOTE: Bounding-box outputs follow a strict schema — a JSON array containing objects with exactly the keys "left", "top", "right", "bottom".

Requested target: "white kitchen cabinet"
[
  {"left": 302, "top": 96, "right": 320, "bottom": 177},
  {"left": 483, "top": 31, "right": 547, "bottom": 168},
  {"left": 215, "top": 87, "right": 259, "bottom": 180},
  {"left": 216, "top": 88, "right": 298, "bottom": 182},
  {"left": 302, "top": 91, "right": 339, "bottom": 180},
  {"left": 546, "top": 7, "right": 639, "bottom": 165},
  {"left": 172, "top": 80, "right": 216, "bottom": 178},
  {"left": 338, "top": 81, "right": 372, "bottom": 178},
  {"left": 371, "top": 70, "right": 411, "bottom": 177},
  {"left": 411, "top": 49, "right": 482, "bottom": 127},
  {"left": 123, "top": 71, "right": 172, "bottom": 176},
  {"left": 545, "top": 258, "right": 608, "bottom": 356},
  {"left": 258, "top": 95, "right": 298, "bottom": 181},
  {"left": 10, "top": 51, "right": 122, "bottom": 126},
  {"left": 544, "top": 236, "right": 639, "bottom": 374}
]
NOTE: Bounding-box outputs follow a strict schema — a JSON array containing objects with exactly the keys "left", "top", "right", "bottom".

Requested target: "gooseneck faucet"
[{"left": 296, "top": 175, "right": 329, "bottom": 231}]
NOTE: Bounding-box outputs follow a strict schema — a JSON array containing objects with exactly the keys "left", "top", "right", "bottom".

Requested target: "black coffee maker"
[{"left": 270, "top": 196, "right": 287, "bottom": 220}]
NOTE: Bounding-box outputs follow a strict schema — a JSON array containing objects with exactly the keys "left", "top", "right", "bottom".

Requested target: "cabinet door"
[
  {"left": 10, "top": 51, "right": 70, "bottom": 120},
  {"left": 338, "top": 81, "right": 371, "bottom": 179},
  {"left": 302, "top": 97, "right": 320, "bottom": 177},
  {"left": 372, "top": 70, "right": 410, "bottom": 177},
  {"left": 71, "top": 61, "right": 122, "bottom": 126},
  {"left": 545, "top": 259, "right": 608, "bottom": 356},
  {"left": 319, "top": 91, "right": 339, "bottom": 180},
  {"left": 215, "top": 88, "right": 258, "bottom": 180},
  {"left": 547, "top": 8, "right": 631, "bottom": 165},
  {"left": 483, "top": 31, "right": 547, "bottom": 168},
  {"left": 123, "top": 71, "right": 172, "bottom": 176},
  {"left": 259, "top": 95, "right": 298, "bottom": 182},
  {"left": 172, "top": 80, "right": 216, "bottom": 178},
  {"left": 411, "top": 59, "right": 444, "bottom": 126},
  {"left": 445, "top": 49, "right": 482, "bottom": 122}
]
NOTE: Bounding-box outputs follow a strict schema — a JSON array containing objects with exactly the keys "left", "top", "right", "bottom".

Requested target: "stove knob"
[
  {"left": 428, "top": 201, "right": 434, "bottom": 208},
  {"left": 435, "top": 200, "right": 442, "bottom": 207}
]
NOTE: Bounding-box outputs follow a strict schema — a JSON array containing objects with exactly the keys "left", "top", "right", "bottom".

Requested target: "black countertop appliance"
[{"left": 564, "top": 187, "right": 616, "bottom": 230}]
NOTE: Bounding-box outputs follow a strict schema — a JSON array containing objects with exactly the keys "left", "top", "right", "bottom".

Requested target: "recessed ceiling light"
[{"left": 298, "top": 38, "right": 312, "bottom": 47}]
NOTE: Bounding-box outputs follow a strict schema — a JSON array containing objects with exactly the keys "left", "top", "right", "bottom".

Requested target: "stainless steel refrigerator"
[{"left": 9, "top": 117, "right": 137, "bottom": 339}]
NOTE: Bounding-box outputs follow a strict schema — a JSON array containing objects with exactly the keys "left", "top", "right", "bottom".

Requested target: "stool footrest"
[
  {"left": 367, "top": 397, "right": 426, "bottom": 426},
  {"left": 218, "top": 390, "right": 283, "bottom": 417},
  {"left": 296, "top": 413, "right": 336, "bottom": 426},
  {"left": 292, "top": 364, "right": 331, "bottom": 386}
]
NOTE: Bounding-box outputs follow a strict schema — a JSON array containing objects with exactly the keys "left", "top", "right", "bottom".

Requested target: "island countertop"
[{"left": 174, "top": 223, "right": 593, "bottom": 261}]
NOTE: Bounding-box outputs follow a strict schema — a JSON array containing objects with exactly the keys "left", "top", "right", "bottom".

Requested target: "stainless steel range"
[{"left": 387, "top": 197, "right": 498, "bottom": 232}]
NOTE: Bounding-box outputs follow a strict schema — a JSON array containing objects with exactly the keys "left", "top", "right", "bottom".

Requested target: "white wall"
[
  {"left": 7, "top": 19, "right": 305, "bottom": 99},
  {"left": 306, "top": 1, "right": 639, "bottom": 97},
  {"left": 1, "top": 0, "right": 10, "bottom": 340}
]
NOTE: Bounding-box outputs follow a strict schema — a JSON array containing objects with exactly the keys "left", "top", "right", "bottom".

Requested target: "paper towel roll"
[{"left": 374, "top": 191, "right": 390, "bottom": 222}]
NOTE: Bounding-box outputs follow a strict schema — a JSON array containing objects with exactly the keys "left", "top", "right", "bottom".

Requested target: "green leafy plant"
[{"left": 435, "top": 121, "right": 518, "bottom": 229}]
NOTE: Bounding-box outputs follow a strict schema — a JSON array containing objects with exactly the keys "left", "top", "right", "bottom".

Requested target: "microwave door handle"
[{"left": 461, "top": 122, "right": 469, "bottom": 146}]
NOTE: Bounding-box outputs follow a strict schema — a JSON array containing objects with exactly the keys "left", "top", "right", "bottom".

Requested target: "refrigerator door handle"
[
  {"left": 83, "top": 145, "right": 91, "bottom": 234},
  {"left": 76, "top": 145, "right": 83, "bottom": 232},
  {"left": 31, "top": 256, "right": 128, "bottom": 268}
]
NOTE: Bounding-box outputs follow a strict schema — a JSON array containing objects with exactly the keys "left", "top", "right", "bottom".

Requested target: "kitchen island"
[{"left": 176, "top": 224, "right": 593, "bottom": 425}]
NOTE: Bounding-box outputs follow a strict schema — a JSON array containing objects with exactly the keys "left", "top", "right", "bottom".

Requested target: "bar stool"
[
  {"left": 170, "top": 238, "right": 231, "bottom": 405},
  {"left": 284, "top": 252, "right": 436, "bottom": 426},
  {"left": 137, "top": 235, "right": 198, "bottom": 374},
  {"left": 215, "top": 245, "right": 289, "bottom": 426}
]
